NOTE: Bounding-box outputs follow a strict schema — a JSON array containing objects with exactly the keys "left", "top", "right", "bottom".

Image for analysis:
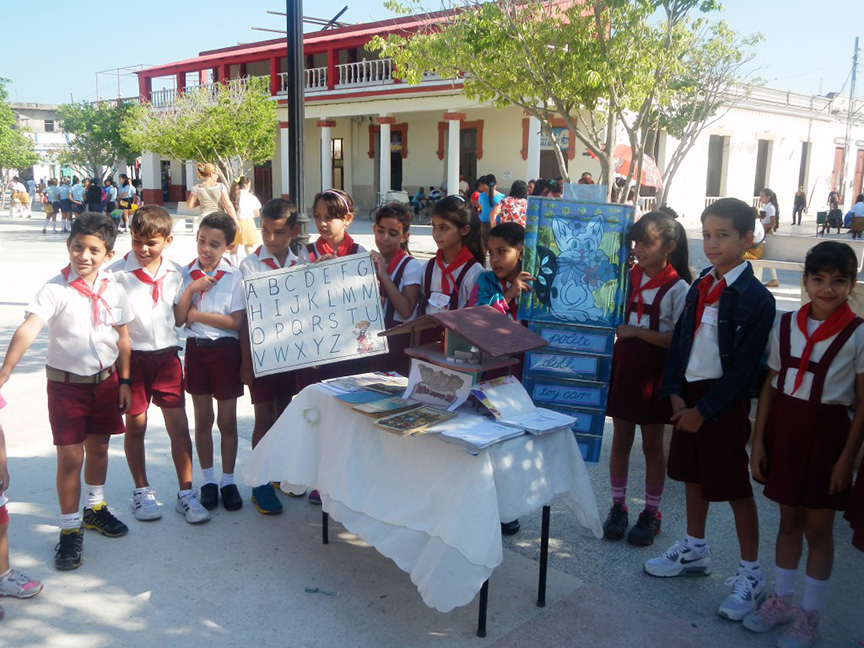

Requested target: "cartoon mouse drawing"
[
  {"left": 541, "top": 214, "right": 610, "bottom": 322},
  {"left": 353, "top": 320, "right": 375, "bottom": 353}
]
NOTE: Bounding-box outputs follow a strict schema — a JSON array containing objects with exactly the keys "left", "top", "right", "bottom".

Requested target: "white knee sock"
[
  {"left": 801, "top": 575, "right": 829, "bottom": 612},
  {"left": 85, "top": 483, "right": 105, "bottom": 508}
]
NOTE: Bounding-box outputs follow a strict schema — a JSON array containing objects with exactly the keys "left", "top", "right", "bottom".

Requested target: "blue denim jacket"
[{"left": 661, "top": 262, "right": 775, "bottom": 423}]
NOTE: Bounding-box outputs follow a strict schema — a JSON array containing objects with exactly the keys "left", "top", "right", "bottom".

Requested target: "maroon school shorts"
[
  {"left": 47, "top": 373, "right": 126, "bottom": 446},
  {"left": 129, "top": 348, "right": 185, "bottom": 415},
  {"left": 606, "top": 337, "right": 672, "bottom": 425},
  {"left": 184, "top": 338, "right": 243, "bottom": 401},
  {"left": 0, "top": 503, "right": 8, "bottom": 525},
  {"left": 666, "top": 380, "right": 753, "bottom": 502},
  {"left": 845, "top": 469, "right": 864, "bottom": 552},
  {"left": 250, "top": 370, "right": 298, "bottom": 405},
  {"left": 764, "top": 393, "right": 851, "bottom": 510}
]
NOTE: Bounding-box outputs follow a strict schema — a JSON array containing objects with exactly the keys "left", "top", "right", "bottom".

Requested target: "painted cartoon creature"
[
  {"left": 354, "top": 320, "right": 375, "bottom": 353},
  {"left": 546, "top": 215, "right": 607, "bottom": 322}
]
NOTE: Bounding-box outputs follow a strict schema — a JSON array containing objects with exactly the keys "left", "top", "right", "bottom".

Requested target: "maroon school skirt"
[
  {"left": 605, "top": 337, "right": 672, "bottom": 425},
  {"left": 764, "top": 393, "right": 851, "bottom": 511},
  {"left": 845, "top": 470, "right": 864, "bottom": 551}
]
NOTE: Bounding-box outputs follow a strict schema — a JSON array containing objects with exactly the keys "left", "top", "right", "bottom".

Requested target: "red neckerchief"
[
  {"left": 792, "top": 301, "right": 856, "bottom": 394},
  {"left": 627, "top": 263, "right": 679, "bottom": 324},
  {"left": 188, "top": 261, "right": 227, "bottom": 307},
  {"left": 435, "top": 247, "right": 474, "bottom": 294},
  {"left": 131, "top": 266, "right": 165, "bottom": 307},
  {"left": 694, "top": 273, "right": 726, "bottom": 332},
  {"left": 61, "top": 265, "right": 112, "bottom": 326},
  {"left": 315, "top": 232, "right": 355, "bottom": 259},
  {"left": 380, "top": 249, "right": 408, "bottom": 299},
  {"left": 500, "top": 278, "right": 518, "bottom": 320},
  {"left": 254, "top": 246, "right": 280, "bottom": 271}
]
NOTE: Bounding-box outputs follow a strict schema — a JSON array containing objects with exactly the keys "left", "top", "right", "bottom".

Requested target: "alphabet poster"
[{"left": 244, "top": 255, "right": 388, "bottom": 376}]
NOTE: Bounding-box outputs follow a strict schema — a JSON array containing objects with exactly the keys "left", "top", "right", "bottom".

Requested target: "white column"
[
  {"left": 280, "top": 125, "right": 290, "bottom": 199},
  {"left": 185, "top": 161, "right": 197, "bottom": 190},
  {"left": 318, "top": 119, "right": 333, "bottom": 190},
  {"left": 140, "top": 151, "right": 160, "bottom": 203},
  {"left": 377, "top": 116, "right": 393, "bottom": 196},
  {"left": 526, "top": 114, "right": 541, "bottom": 181},
  {"left": 446, "top": 113, "right": 461, "bottom": 198}
]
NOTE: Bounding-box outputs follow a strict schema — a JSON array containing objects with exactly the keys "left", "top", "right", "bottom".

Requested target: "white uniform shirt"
[
  {"left": 108, "top": 253, "right": 184, "bottom": 351},
  {"left": 421, "top": 257, "right": 484, "bottom": 315},
  {"left": 176, "top": 258, "right": 246, "bottom": 340},
  {"left": 26, "top": 266, "right": 132, "bottom": 375},
  {"left": 386, "top": 255, "right": 423, "bottom": 323},
  {"left": 626, "top": 275, "right": 689, "bottom": 333},
  {"left": 297, "top": 240, "right": 368, "bottom": 264},
  {"left": 239, "top": 245, "right": 300, "bottom": 279},
  {"left": 237, "top": 189, "right": 262, "bottom": 221},
  {"left": 760, "top": 203, "right": 776, "bottom": 227},
  {"left": 685, "top": 261, "right": 749, "bottom": 383},
  {"left": 768, "top": 310, "right": 864, "bottom": 405}
]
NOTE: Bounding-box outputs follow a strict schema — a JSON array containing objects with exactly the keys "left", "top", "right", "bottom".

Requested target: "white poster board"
[{"left": 245, "top": 255, "right": 388, "bottom": 376}]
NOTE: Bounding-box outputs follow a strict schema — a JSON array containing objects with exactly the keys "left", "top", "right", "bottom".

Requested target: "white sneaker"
[
  {"left": 643, "top": 539, "right": 712, "bottom": 577},
  {"left": 176, "top": 492, "right": 211, "bottom": 524},
  {"left": 131, "top": 489, "right": 163, "bottom": 521},
  {"left": 719, "top": 571, "right": 766, "bottom": 621}
]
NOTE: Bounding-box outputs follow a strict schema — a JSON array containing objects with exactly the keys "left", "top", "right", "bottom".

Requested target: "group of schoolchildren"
[
  {"left": 605, "top": 198, "right": 864, "bottom": 647},
  {"left": 0, "top": 188, "right": 861, "bottom": 644},
  {"left": 39, "top": 174, "right": 138, "bottom": 235}
]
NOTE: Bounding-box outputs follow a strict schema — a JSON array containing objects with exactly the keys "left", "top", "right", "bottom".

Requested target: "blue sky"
[{"left": 1, "top": 0, "right": 860, "bottom": 104}]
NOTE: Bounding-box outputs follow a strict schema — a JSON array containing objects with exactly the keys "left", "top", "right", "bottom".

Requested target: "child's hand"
[
  {"left": 750, "top": 442, "right": 768, "bottom": 484},
  {"left": 829, "top": 457, "right": 853, "bottom": 495},
  {"left": 616, "top": 324, "right": 638, "bottom": 339},
  {"left": 370, "top": 251, "right": 387, "bottom": 277},
  {"left": 671, "top": 406, "right": 704, "bottom": 433},
  {"left": 189, "top": 276, "right": 217, "bottom": 293},
  {"left": 314, "top": 253, "right": 335, "bottom": 263},
  {"left": 239, "top": 361, "right": 254, "bottom": 386},
  {"left": 669, "top": 394, "right": 687, "bottom": 415},
  {"left": 118, "top": 384, "right": 131, "bottom": 413},
  {"left": 0, "top": 369, "right": 9, "bottom": 390}
]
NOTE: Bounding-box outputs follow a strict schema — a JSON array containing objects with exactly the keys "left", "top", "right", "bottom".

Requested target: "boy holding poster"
[
  {"left": 175, "top": 213, "right": 246, "bottom": 512},
  {"left": 239, "top": 199, "right": 301, "bottom": 514}
]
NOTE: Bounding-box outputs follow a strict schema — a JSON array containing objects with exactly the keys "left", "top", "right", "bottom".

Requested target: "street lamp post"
[{"left": 286, "top": 0, "right": 309, "bottom": 247}]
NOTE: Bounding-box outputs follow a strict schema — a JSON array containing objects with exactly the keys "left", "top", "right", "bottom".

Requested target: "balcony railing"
[{"left": 336, "top": 58, "right": 394, "bottom": 87}]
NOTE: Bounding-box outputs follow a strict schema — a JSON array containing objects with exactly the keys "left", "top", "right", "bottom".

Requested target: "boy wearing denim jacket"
[{"left": 644, "top": 198, "right": 776, "bottom": 623}]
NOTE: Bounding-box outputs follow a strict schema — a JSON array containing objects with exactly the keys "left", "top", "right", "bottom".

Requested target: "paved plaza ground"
[{"left": 0, "top": 207, "right": 861, "bottom": 647}]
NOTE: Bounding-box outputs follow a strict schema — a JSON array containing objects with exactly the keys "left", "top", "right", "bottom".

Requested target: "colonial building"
[
  {"left": 10, "top": 103, "right": 71, "bottom": 183},
  {"left": 133, "top": 12, "right": 864, "bottom": 226}
]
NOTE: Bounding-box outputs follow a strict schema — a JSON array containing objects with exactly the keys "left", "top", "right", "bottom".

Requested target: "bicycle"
[{"left": 367, "top": 190, "right": 412, "bottom": 220}]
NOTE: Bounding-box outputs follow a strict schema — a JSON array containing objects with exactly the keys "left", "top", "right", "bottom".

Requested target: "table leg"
[
  {"left": 476, "top": 579, "right": 489, "bottom": 637},
  {"left": 537, "top": 505, "right": 550, "bottom": 607},
  {"left": 322, "top": 511, "right": 329, "bottom": 545}
]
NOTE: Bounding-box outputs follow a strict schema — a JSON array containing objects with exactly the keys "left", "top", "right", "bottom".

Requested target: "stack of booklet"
[
  {"left": 435, "top": 415, "right": 527, "bottom": 455},
  {"left": 470, "top": 375, "right": 576, "bottom": 434}
]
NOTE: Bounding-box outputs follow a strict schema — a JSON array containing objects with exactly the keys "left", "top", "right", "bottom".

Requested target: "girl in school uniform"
[
  {"left": 419, "top": 195, "right": 485, "bottom": 319},
  {"left": 370, "top": 202, "right": 421, "bottom": 377},
  {"left": 746, "top": 241, "right": 864, "bottom": 647},
  {"left": 603, "top": 212, "right": 692, "bottom": 547}
]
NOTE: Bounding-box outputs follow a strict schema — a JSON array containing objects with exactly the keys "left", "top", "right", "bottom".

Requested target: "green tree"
[
  {"left": 0, "top": 79, "right": 39, "bottom": 209},
  {"left": 57, "top": 101, "right": 139, "bottom": 181},
  {"left": 121, "top": 76, "right": 276, "bottom": 186},
  {"left": 650, "top": 21, "right": 762, "bottom": 206},
  {"left": 372, "top": 0, "right": 724, "bottom": 201}
]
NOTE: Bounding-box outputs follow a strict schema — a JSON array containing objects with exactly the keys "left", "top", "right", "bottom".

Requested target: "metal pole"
[
  {"left": 839, "top": 37, "right": 859, "bottom": 205},
  {"left": 287, "top": 0, "right": 309, "bottom": 247}
]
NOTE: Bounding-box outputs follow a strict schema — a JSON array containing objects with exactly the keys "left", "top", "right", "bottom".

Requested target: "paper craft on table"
[
  {"left": 404, "top": 360, "right": 473, "bottom": 412},
  {"left": 472, "top": 375, "right": 576, "bottom": 434},
  {"left": 374, "top": 405, "right": 457, "bottom": 436},
  {"left": 320, "top": 371, "right": 403, "bottom": 394},
  {"left": 352, "top": 397, "right": 422, "bottom": 419}
]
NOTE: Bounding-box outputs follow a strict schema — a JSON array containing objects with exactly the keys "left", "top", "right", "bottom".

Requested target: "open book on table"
[{"left": 471, "top": 375, "right": 576, "bottom": 435}]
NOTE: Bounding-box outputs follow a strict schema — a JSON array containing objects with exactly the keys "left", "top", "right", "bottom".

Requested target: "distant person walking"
[
  {"left": 792, "top": 187, "right": 807, "bottom": 226},
  {"left": 759, "top": 188, "right": 780, "bottom": 287}
]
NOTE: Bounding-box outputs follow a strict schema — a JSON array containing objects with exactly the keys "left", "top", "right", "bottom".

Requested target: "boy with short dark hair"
[
  {"left": 646, "top": 198, "right": 776, "bottom": 622},
  {"left": 0, "top": 212, "right": 133, "bottom": 571},
  {"left": 109, "top": 206, "right": 210, "bottom": 524},
  {"left": 175, "top": 212, "right": 246, "bottom": 512},
  {"left": 239, "top": 199, "right": 301, "bottom": 514}
]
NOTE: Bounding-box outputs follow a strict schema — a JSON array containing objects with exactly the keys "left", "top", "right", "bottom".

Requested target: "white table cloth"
[{"left": 242, "top": 385, "right": 602, "bottom": 613}]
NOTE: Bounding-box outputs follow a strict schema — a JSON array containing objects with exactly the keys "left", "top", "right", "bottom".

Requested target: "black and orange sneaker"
[
  {"left": 602, "top": 502, "right": 629, "bottom": 540},
  {"left": 627, "top": 509, "right": 662, "bottom": 546}
]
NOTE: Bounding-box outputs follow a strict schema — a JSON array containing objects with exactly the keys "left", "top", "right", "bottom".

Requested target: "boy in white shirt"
[
  {"left": 108, "top": 206, "right": 210, "bottom": 524},
  {"left": 239, "top": 199, "right": 301, "bottom": 514},
  {"left": 175, "top": 212, "right": 246, "bottom": 512},
  {"left": 0, "top": 213, "right": 133, "bottom": 571}
]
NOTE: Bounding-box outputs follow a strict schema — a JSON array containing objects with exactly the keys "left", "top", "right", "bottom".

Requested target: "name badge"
[
  {"left": 701, "top": 305, "right": 718, "bottom": 327},
  {"left": 428, "top": 292, "right": 451, "bottom": 310}
]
